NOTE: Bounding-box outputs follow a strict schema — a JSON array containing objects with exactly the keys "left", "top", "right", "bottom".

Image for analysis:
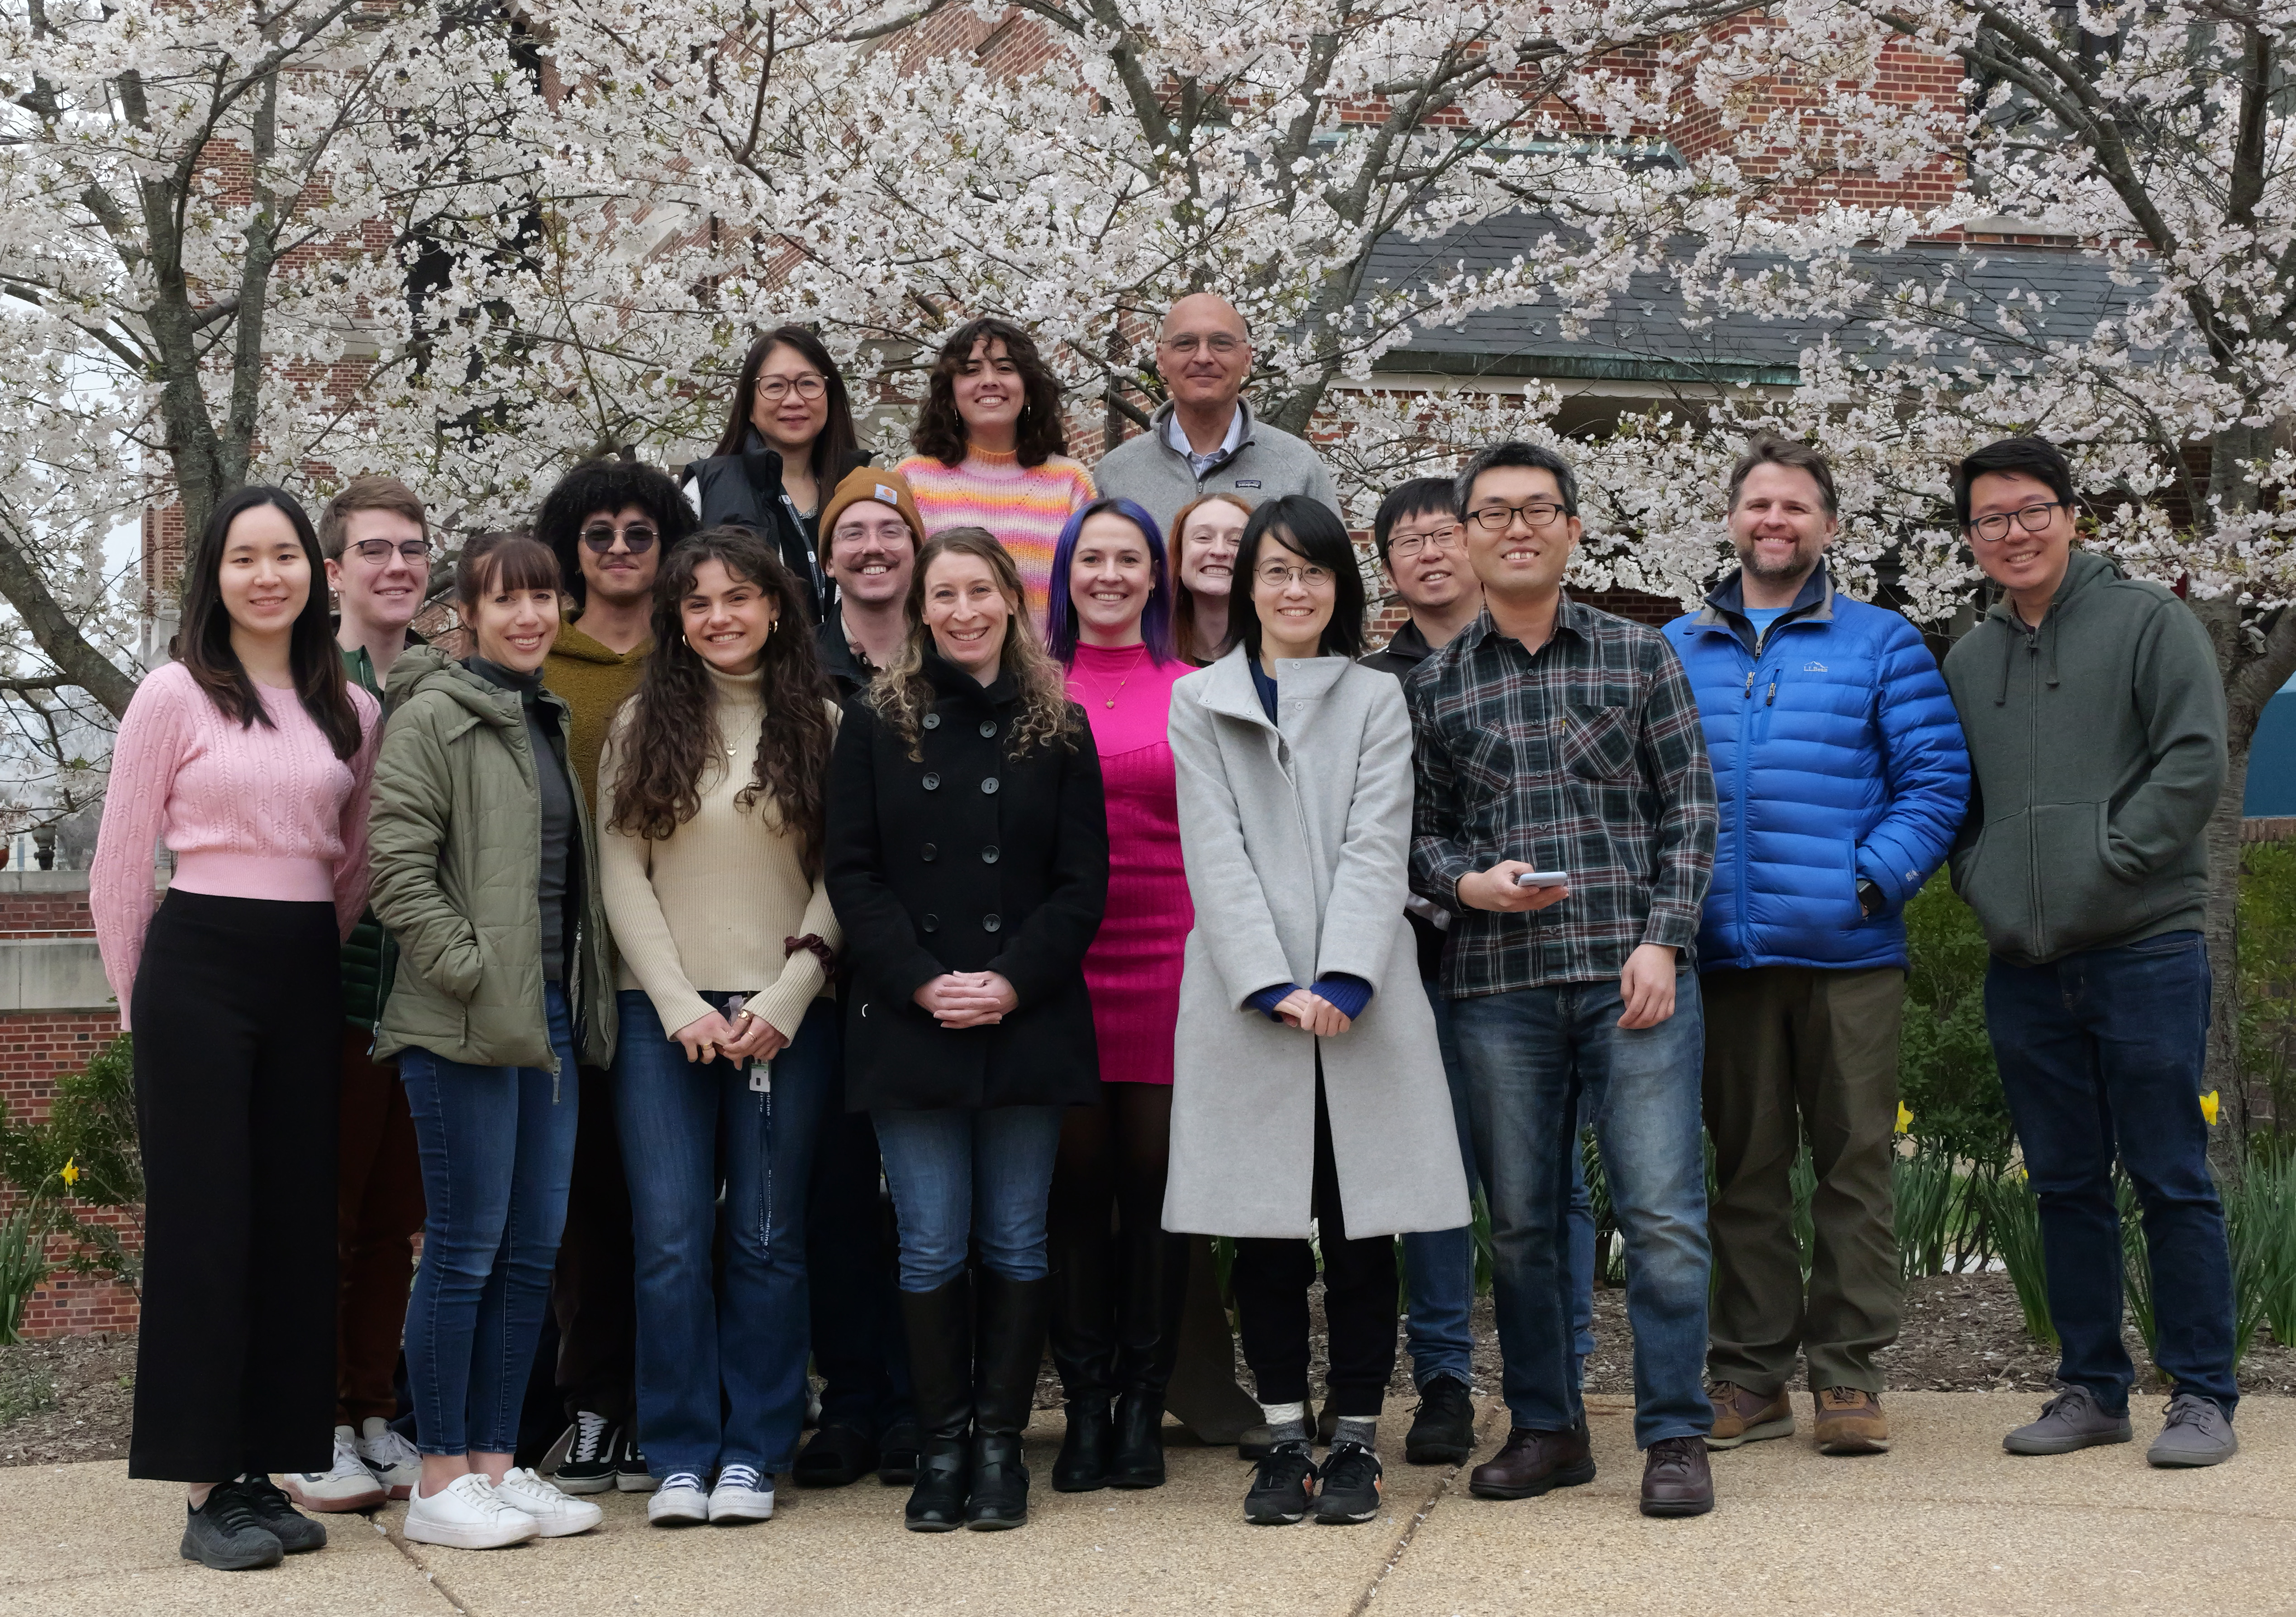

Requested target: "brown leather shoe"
[
  {"left": 1814, "top": 1388, "right": 1891, "bottom": 1455},
  {"left": 1467, "top": 1421, "right": 1596, "bottom": 1500},
  {"left": 1704, "top": 1381, "right": 1794, "bottom": 1450},
  {"left": 1639, "top": 1435, "right": 1715, "bottom": 1517}
]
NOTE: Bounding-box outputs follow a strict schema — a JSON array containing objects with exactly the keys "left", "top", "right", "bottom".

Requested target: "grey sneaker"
[
  {"left": 2146, "top": 1393, "right": 2237, "bottom": 1468},
  {"left": 2003, "top": 1385, "right": 2134, "bottom": 1455},
  {"left": 180, "top": 1487, "right": 284, "bottom": 1571}
]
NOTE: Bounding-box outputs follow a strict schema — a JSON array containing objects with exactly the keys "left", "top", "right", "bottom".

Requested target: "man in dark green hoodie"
[{"left": 1942, "top": 435, "right": 2236, "bottom": 1469}]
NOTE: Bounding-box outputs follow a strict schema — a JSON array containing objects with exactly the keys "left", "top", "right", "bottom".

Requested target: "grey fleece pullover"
[
  {"left": 1941, "top": 549, "right": 2226, "bottom": 966},
  {"left": 1091, "top": 398, "right": 1342, "bottom": 538}
]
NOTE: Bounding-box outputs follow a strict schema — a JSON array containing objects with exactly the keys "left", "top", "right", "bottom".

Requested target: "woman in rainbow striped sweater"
[{"left": 898, "top": 316, "right": 1095, "bottom": 626}]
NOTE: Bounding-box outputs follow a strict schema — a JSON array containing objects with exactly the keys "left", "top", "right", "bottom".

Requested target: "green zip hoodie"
[
  {"left": 368, "top": 647, "right": 616, "bottom": 1075},
  {"left": 1942, "top": 549, "right": 2226, "bottom": 966}
]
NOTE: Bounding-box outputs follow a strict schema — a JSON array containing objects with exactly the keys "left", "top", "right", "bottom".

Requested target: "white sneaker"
[
  {"left": 281, "top": 1427, "right": 386, "bottom": 1512},
  {"left": 355, "top": 1418, "right": 422, "bottom": 1500},
  {"left": 647, "top": 1471, "right": 710, "bottom": 1527},
  {"left": 707, "top": 1464, "right": 774, "bottom": 1525},
  {"left": 492, "top": 1467, "right": 605, "bottom": 1537},
  {"left": 401, "top": 1473, "right": 541, "bottom": 1550}
]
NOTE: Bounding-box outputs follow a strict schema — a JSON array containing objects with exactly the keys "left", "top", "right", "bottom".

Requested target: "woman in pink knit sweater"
[
  {"left": 1038, "top": 496, "right": 1195, "bottom": 1494},
  {"left": 897, "top": 317, "right": 1095, "bottom": 627},
  {"left": 90, "top": 486, "right": 380, "bottom": 1571}
]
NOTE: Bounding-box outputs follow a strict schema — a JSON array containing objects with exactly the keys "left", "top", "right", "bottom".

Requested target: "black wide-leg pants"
[{"left": 128, "top": 889, "right": 342, "bottom": 1482}]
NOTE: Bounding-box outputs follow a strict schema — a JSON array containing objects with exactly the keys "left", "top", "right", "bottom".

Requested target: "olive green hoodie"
[
  {"left": 369, "top": 647, "right": 616, "bottom": 1075},
  {"left": 1943, "top": 549, "right": 2226, "bottom": 966}
]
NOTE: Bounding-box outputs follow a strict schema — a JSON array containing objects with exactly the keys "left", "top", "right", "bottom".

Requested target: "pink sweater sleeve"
[
  {"left": 89, "top": 672, "right": 190, "bottom": 1029},
  {"left": 333, "top": 688, "right": 383, "bottom": 938}
]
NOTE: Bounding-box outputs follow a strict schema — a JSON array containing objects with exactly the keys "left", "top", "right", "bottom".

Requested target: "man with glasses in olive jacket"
[{"left": 1942, "top": 435, "right": 2237, "bottom": 1469}]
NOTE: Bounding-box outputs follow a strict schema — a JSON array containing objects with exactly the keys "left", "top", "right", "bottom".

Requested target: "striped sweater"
[{"left": 896, "top": 446, "right": 1096, "bottom": 625}]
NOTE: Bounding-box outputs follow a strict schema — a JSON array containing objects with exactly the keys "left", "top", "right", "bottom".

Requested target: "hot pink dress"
[{"left": 1067, "top": 642, "right": 1194, "bottom": 1085}]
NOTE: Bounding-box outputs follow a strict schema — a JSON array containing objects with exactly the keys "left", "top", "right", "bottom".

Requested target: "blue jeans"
[
  {"left": 399, "top": 983, "right": 579, "bottom": 1456},
  {"left": 873, "top": 1106, "right": 1065, "bottom": 1292},
  {"left": 1402, "top": 979, "right": 1598, "bottom": 1389},
  {"left": 1985, "top": 932, "right": 2237, "bottom": 1416},
  {"left": 1453, "top": 972, "right": 1711, "bottom": 1447},
  {"left": 614, "top": 992, "right": 838, "bottom": 1478}
]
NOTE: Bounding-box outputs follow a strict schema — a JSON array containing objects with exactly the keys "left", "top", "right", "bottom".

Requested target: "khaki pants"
[{"left": 1702, "top": 965, "right": 1905, "bottom": 1396}]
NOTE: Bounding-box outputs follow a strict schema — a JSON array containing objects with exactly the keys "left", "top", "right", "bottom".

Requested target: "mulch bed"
[{"left": 12, "top": 1272, "right": 2293, "bottom": 1468}]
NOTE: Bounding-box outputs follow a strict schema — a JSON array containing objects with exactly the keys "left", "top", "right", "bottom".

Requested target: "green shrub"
[
  {"left": 0, "top": 1035, "right": 142, "bottom": 1294},
  {"left": 2239, "top": 840, "right": 2296, "bottom": 1132},
  {"left": 1893, "top": 1146, "right": 1970, "bottom": 1280},
  {"left": 1899, "top": 876, "right": 2015, "bottom": 1169},
  {"left": 1970, "top": 1170, "right": 2056, "bottom": 1346}
]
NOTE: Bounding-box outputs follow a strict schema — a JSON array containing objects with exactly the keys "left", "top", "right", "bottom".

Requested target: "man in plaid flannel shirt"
[{"left": 1405, "top": 442, "right": 1720, "bottom": 1519}]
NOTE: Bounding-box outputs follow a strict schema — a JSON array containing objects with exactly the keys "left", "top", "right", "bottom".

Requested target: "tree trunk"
[{"left": 2201, "top": 723, "right": 2251, "bottom": 1171}]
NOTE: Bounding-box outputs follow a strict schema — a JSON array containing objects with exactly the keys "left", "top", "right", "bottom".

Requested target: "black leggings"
[
  {"left": 1049, "top": 1081, "right": 1174, "bottom": 1245},
  {"left": 129, "top": 890, "right": 341, "bottom": 1480},
  {"left": 1229, "top": 1077, "right": 1399, "bottom": 1419}
]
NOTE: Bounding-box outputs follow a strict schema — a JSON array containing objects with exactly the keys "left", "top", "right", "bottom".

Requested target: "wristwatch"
[{"left": 1856, "top": 878, "right": 1885, "bottom": 919}]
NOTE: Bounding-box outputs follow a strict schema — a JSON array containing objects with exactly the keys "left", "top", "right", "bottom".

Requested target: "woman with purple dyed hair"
[{"left": 1040, "top": 497, "right": 1195, "bottom": 1493}]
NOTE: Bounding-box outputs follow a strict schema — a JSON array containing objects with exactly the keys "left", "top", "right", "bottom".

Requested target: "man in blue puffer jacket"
[{"left": 1666, "top": 438, "right": 1968, "bottom": 1460}]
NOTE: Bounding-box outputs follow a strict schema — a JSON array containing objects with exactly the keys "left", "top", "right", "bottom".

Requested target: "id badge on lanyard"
[{"left": 724, "top": 993, "right": 771, "bottom": 1093}]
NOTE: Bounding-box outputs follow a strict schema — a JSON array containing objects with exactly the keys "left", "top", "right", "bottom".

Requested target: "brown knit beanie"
[{"left": 819, "top": 466, "right": 926, "bottom": 553}]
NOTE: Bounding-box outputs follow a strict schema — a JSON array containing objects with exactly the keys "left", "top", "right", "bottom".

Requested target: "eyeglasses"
[
  {"left": 1967, "top": 501, "right": 2068, "bottom": 543},
  {"left": 1254, "top": 561, "right": 1337, "bottom": 590},
  {"left": 344, "top": 538, "right": 430, "bottom": 565},
  {"left": 756, "top": 374, "right": 827, "bottom": 403},
  {"left": 1161, "top": 333, "right": 1245, "bottom": 356},
  {"left": 1465, "top": 501, "right": 1569, "bottom": 534},
  {"left": 1388, "top": 523, "right": 1462, "bottom": 559},
  {"left": 580, "top": 523, "right": 659, "bottom": 554}
]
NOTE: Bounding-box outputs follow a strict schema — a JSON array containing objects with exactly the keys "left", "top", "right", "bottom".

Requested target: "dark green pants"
[{"left": 1702, "top": 965, "right": 1905, "bottom": 1395}]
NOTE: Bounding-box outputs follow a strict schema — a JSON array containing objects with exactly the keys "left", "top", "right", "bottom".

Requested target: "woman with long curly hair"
[
  {"left": 825, "top": 528, "right": 1108, "bottom": 1533},
  {"left": 597, "top": 526, "right": 844, "bottom": 1528},
  {"left": 896, "top": 317, "right": 1095, "bottom": 625}
]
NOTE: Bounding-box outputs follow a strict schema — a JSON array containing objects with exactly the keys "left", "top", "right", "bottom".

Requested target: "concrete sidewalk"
[{"left": 3, "top": 1392, "right": 2291, "bottom": 1617}]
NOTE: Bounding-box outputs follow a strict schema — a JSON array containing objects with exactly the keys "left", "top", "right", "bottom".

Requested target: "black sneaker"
[
  {"left": 877, "top": 1419, "right": 922, "bottom": 1486},
  {"left": 614, "top": 1427, "right": 657, "bottom": 1493},
  {"left": 1404, "top": 1376, "right": 1476, "bottom": 1465},
  {"left": 233, "top": 1475, "right": 328, "bottom": 1553},
  {"left": 555, "top": 1412, "right": 619, "bottom": 1494},
  {"left": 1313, "top": 1440, "right": 1384, "bottom": 1525},
  {"left": 1243, "top": 1439, "right": 1318, "bottom": 1526},
  {"left": 180, "top": 1486, "right": 283, "bottom": 1571}
]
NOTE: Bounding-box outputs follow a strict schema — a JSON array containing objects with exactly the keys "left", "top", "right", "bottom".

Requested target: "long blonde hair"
[
  {"left": 869, "top": 528, "right": 1077, "bottom": 760},
  {"left": 1170, "top": 491, "right": 1254, "bottom": 665}
]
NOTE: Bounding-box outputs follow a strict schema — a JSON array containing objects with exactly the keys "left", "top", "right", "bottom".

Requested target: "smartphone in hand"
[{"left": 1514, "top": 870, "right": 1570, "bottom": 888}]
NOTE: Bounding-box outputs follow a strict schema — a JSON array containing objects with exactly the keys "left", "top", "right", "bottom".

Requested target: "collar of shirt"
[
  {"left": 1166, "top": 403, "right": 1246, "bottom": 478},
  {"left": 1458, "top": 592, "right": 1599, "bottom": 657}
]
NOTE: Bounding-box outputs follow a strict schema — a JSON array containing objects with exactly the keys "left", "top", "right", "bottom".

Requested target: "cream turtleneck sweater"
[{"left": 599, "top": 662, "right": 841, "bottom": 1040}]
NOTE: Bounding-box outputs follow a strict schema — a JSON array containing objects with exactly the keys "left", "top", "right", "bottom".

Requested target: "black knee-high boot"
[
  {"left": 897, "top": 1276, "right": 973, "bottom": 1531},
  {"left": 1047, "top": 1204, "right": 1117, "bottom": 1491},
  {"left": 1110, "top": 1229, "right": 1189, "bottom": 1487},
  {"left": 967, "top": 1270, "right": 1052, "bottom": 1530}
]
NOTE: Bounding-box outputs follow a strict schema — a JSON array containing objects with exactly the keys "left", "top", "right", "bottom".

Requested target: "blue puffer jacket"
[{"left": 1667, "top": 568, "right": 1969, "bottom": 973}]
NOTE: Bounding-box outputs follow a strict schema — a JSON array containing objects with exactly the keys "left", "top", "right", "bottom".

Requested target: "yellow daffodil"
[
  {"left": 59, "top": 1157, "right": 78, "bottom": 1188},
  {"left": 1895, "top": 1102, "right": 1914, "bottom": 1135},
  {"left": 2199, "top": 1090, "right": 2220, "bottom": 1127}
]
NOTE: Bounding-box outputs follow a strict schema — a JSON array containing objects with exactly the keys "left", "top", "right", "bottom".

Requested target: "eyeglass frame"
[
  {"left": 342, "top": 537, "right": 432, "bottom": 566},
  {"left": 1252, "top": 560, "right": 1338, "bottom": 590},
  {"left": 1464, "top": 500, "right": 1571, "bottom": 534},
  {"left": 1158, "top": 331, "right": 1247, "bottom": 356},
  {"left": 579, "top": 521, "right": 660, "bottom": 555},
  {"left": 1386, "top": 521, "right": 1464, "bottom": 560},
  {"left": 754, "top": 373, "right": 828, "bottom": 402},
  {"left": 1965, "top": 500, "right": 2071, "bottom": 544}
]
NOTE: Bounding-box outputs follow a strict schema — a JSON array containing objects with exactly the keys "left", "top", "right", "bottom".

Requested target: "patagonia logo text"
[{"left": 1234, "top": 479, "right": 1262, "bottom": 489}]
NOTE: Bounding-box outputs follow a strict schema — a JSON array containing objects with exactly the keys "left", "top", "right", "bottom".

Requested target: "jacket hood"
[
  {"left": 550, "top": 617, "right": 653, "bottom": 666},
  {"left": 1982, "top": 549, "right": 2125, "bottom": 705},
  {"left": 384, "top": 645, "right": 529, "bottom": 730}
]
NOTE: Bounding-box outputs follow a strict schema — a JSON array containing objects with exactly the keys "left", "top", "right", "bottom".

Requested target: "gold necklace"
[{"left": 1081, "top": 647, "right": 1142, "bottom": 709}]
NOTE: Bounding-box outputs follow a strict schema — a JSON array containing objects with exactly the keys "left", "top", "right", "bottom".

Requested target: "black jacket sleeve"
[
  {"left": 987, "top": 717, "right": 1108, "bottom": 1006},
  {"left": 824, "top": 700, "right": 948, "bottom": 1000}
]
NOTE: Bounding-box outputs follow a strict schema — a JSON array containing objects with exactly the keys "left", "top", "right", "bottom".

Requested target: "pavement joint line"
[
  {"left": 373, "top": 1508, "right": 476, "bottom": 1617},
  {"left": 1344, "top": 1396, "right": 1510, "bottom": 1617}
]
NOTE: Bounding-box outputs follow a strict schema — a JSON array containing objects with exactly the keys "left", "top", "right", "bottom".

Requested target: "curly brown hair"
[
  {"left": 869, "top": 528, "right": 1077, "bottom": 762},
  {"left": 607, "top": 527, "right": 834, "bottom": 871},
  {"left": 910, "top": 316, "right": 1070, "bottom": 469}
]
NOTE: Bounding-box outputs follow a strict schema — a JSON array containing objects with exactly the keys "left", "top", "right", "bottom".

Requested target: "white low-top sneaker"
[
  {"left": 647, "top": 1471, "right": 710, "bottom": 1527},
  {"left": 708, "top": 1464, "right": 774, "bottom": 1525},
  {"left": 355, "top": 1419, "right": 422, "bottom": 1500},
  {"left": 281, "top": 1426, "right": 387, "bottom": 1512},
  {"left": 401, "top": 1473, "right": 541, "bottom": 1550},
  {"left": 493, "top": 1467, "right": 605, "bottom": 1536}
]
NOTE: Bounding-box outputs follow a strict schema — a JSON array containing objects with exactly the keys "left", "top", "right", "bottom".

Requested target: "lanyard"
[{"left": 777, "top": 488, "right": 827, "bottom": 606}]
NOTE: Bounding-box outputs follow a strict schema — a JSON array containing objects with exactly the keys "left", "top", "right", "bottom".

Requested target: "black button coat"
[{"left": 826, "top": 651, "right": 1108, "bottom": 1111}]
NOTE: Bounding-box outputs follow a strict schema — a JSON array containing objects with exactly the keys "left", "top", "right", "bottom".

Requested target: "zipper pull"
[
  {"left": 1765, "top": 680, "right": 1777, "bottom": 706},
  {"left": 1743, "top": 671, "right": 1756, "bottom": 698}
]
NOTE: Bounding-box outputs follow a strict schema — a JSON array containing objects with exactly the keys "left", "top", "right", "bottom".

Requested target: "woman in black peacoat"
[{"left": 824, "top": 527, "right": 1107, "bottom": 1535}]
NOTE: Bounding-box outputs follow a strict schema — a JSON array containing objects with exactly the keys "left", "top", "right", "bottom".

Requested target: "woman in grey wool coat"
[{"left": 1163, "top": 495, "right": 1469, "bottom": 1529}]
